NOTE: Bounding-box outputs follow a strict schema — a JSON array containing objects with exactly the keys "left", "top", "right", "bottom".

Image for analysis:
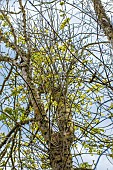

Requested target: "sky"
[{"left": 0, "top": 0, "right": 113, "bottom": 169}]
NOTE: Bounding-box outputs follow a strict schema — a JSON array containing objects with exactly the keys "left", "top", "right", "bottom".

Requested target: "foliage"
[{"left": 0, "top": 0, "right": 113, "bottom": 169}]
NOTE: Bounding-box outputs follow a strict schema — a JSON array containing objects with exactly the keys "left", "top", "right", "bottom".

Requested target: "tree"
[{"left": 0, "top": 0, "right": 113, "bottom": 169}]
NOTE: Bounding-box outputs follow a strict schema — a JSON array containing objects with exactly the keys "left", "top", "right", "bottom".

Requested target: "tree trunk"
[
  {"left": 91, "top": 0, "right": 113, "bottom": 41},
  {"left": 49, "top": 132, "right": 73, "bottom": 170}
]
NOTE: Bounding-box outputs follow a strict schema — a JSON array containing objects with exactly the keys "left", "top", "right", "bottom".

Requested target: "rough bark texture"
[
  {"left": 49, "top": 94, "right": 74, "bottom": 170},
  {"left": 92, "top": 0, "right": 113, "bottom": 41}
]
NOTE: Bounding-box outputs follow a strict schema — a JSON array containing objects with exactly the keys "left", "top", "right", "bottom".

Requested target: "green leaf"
[
  {"left": 0, "top": 113, "right": 7, "bottom": 121},
  {"left": 60, "top": 18, "right": 70, "bottom": 30},
  {"left": 4, "top": 107, "right": 12, "bottom": 114},
  {"left": 60, "top": 1, "right": 65, "bottom": 5}
]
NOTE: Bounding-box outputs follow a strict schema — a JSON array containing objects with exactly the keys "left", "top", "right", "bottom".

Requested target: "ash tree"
[{"left": 0, "top": 0, "right": 113, "bottom": 169}]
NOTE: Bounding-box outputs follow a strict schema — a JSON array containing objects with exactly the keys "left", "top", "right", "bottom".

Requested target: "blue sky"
[{"left": 0, "top": 0, "right": 113, "bottom": 169}]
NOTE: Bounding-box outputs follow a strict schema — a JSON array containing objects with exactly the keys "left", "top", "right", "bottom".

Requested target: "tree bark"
[
  {"left": 48, "top": 94, "right": 74, "bottom": 170},
  {"left": 91, "top": 0, "right": 113, "bottom": 42}
]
